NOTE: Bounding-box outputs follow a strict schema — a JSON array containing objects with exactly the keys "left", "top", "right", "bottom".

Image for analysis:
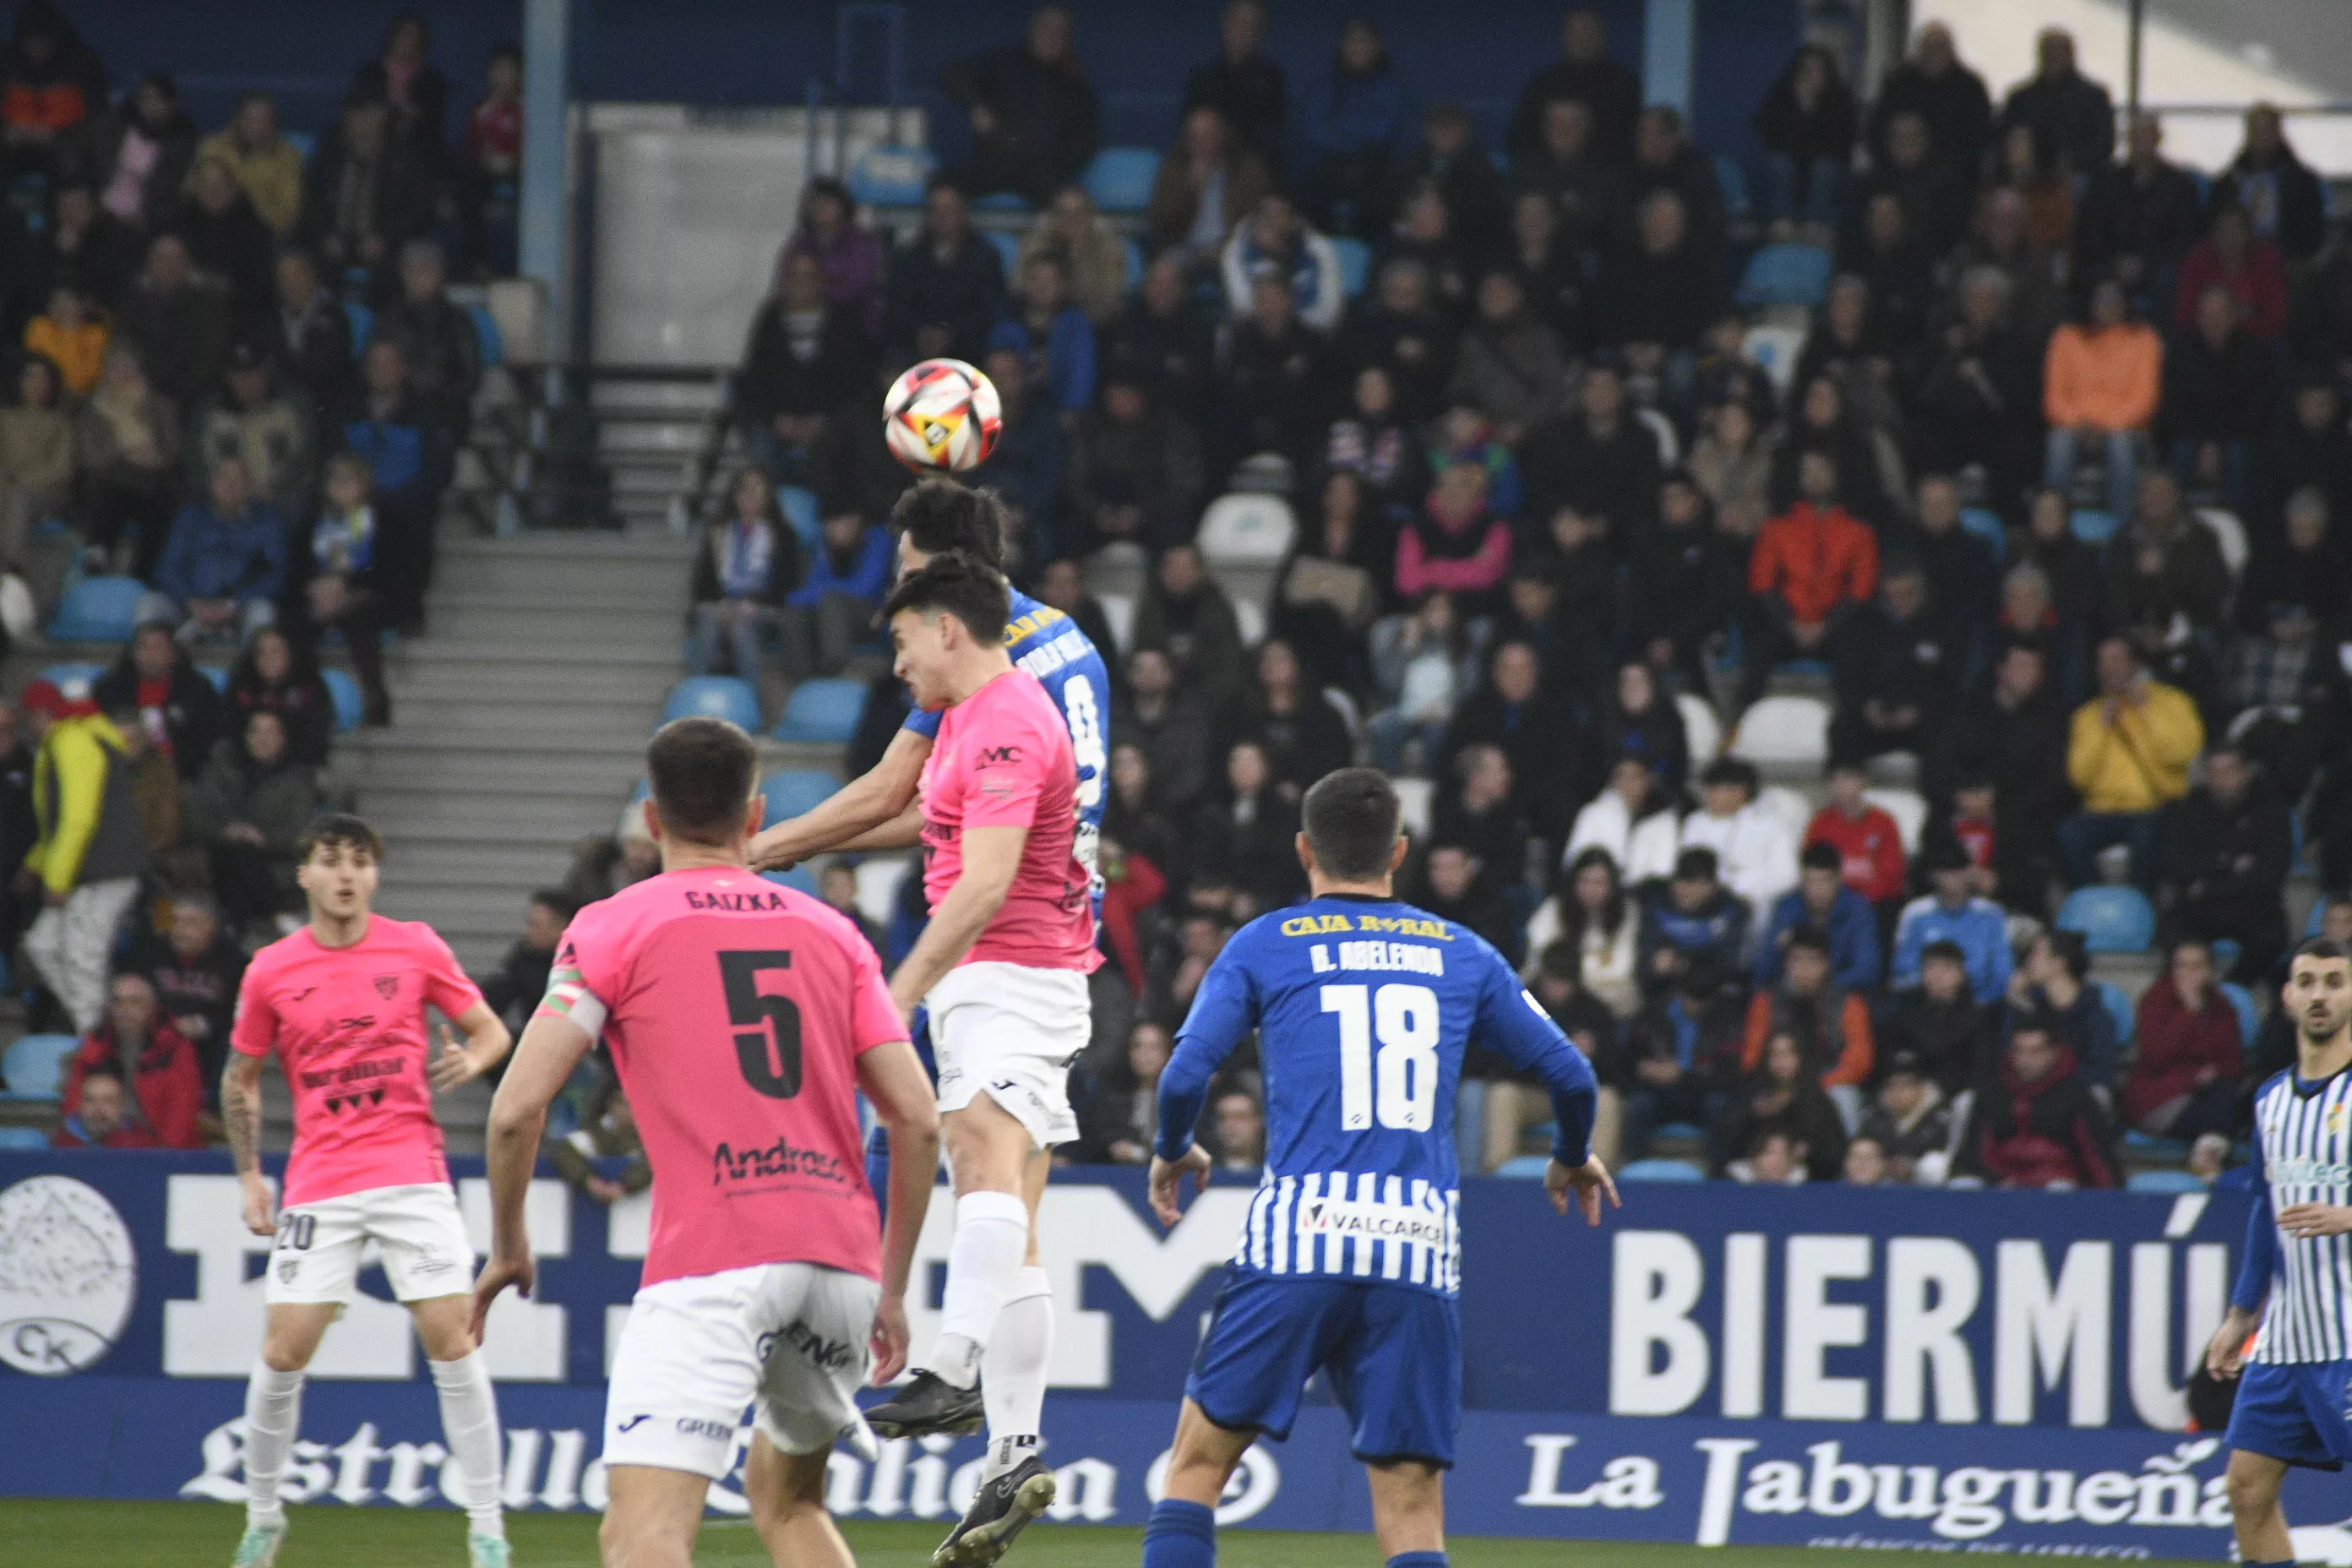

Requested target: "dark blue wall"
[{"left": 50, "top": 0, "right": 1799, "bottom": 164}]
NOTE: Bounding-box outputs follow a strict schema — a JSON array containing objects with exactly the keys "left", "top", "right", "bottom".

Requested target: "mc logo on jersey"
[{"left": 977, "top": 745, "right": 1021, "bottom": 766}]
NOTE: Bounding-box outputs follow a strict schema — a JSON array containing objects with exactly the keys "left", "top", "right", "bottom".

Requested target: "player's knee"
[
  {"left": 259, "top": 1342, "right": 309, "bottom": 1374},
  {"left": 599, "top": 1508, "right": 681, "bottom": 1568},
  {"left": 2225, "top": 1454, "right": 2281, "bottom": 1516}
]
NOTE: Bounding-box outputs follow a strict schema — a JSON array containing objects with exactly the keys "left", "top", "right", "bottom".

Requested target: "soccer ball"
[{"left": 883, "top": 358, "right": 1002, "bottom": 472}]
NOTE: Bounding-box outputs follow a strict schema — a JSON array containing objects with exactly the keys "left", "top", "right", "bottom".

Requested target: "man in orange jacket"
[
  {"left": 1739, "top": 449, "right": 1879, "bottom": 713},
  {"left": 2042, "top": 274, "right": 2162, "bottom": 519}
]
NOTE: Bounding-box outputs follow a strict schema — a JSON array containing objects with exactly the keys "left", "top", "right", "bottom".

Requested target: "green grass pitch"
[{"left": 0, "top": 1500, "right": 2216, "bottom": 1566}]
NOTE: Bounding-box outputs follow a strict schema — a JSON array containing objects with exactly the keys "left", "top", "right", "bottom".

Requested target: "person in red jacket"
[
  {"left": 1739, "top": 449, "right": 1878, "bottom": 712},
  {"left": 1806, "top": 761, "right": 1908, "bottom": 909},
  {"left": 51, "top": 1064, "right": 154, "bottom": 1148},
  {"left": 2124, "top": 938, "right": 2246, "bottom": 1139},
  {"left": 2171, "top": 204, "right": 2287, "bottom": 338},
  {"left": 57, "top": 972, "right": 206, "bottom": 1150},
  {"left": 1955, "top": 1020, "right": 2118, "bottom": 1188}
]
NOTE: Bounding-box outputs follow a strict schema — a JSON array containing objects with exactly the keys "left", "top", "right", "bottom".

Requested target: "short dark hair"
[
  {"left": 892, "top": 479, "right": 1010, "bottom": 569},
  {"left": 1673, "top": 847, "right": 1719, "bottom": 883},
  {"left": 1799, "top": 840, "right": 1843, "bottom": 874},
  {"left": 297, "top": 813, "right": 384, "bottom": 863},
  {"left": 79, "top": 1062, "right": 124, "bottom": 1088},
  {"left": 531, "top": 888, "right": 580, "bottom": 922},
  {"left": 2292, "top": 938, "right": 2352, "bottom": 966},
  {"left": 2046, "top": 928, "right": 2091, "bottom": 979},
  {"left": 882, "top": 551, "right": 1010, "bottom": 645},
  {"left": 1920, "top": 939, "right": 1967, "bottom": 968},
  {"left": 646, "top": 716, "right": 758, "bottom": 846},
  {"left": 1301, "top": 768, "right": 1401, "bottom": 882},
  {"left": 1786, "top": 924, "right": 1830, "bottom": 957},
  {"left": 1700, "top": 756, "right": 1760, "bottom": 794}
]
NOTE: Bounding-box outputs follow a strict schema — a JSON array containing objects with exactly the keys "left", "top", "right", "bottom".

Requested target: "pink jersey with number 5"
[
  {"left": 542, "top": 866, "right": 904, "bottom": 1288},
  {"left": 231, "top": 918, "right": 487, "bottom": 1209},
  {"left": 917, "top": 668, "right": 1100, "bottom": 972}
]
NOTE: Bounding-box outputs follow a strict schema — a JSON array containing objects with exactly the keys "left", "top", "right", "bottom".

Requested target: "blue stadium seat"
[
  {"left": 760, "top": 768, "right": 838, "bottom": 829},
  {"left": 46, "top": 574, "right": 147, "bottom": 642},
  {"left": 984, "top": 229, "right": 1022, "bottom": 278},
  {"left": 2210, "top": 938, "right": 2242, "bottom": 975},
  {"left": 2096, "top": 980, "right": 2136, "bottom": 1045},
  {"left": 469, "top": 302, "right": 504, "bottom": 368},
  {"left": 1713, "top": 155, "right": 1751, "bottom": 219},
  {"left": 0, "top": 1124, "right": 48, "bottom": 1150},
  {"left": 1492, "top": 1156, "right": 1551, "bottom": 1179},
  {"left": 1331, "top": 237, "right": 1370, "bottom": 298},
  {"left": 2124, "top": 1129, "right": 2189, "bottom": 1157},
  {"left": 2069, "top": 507, "right": 2118, "bottom": 545},
  {"left": 846, "top": 144, "right": 937, "bottom": 209},
  {"left": 1618, "top": 1158, "right": 1705, "bottom": 1183},
  {"left": 39, "top": 662, "right": 104, "bottom": 692},
  {"left": 663, "top": 676, "right": 763, "bottom": 732},
  {"left": 2057, "top": 885, "right": 2155, "bottom": 954},
  {"left": 197, "top": 666, "right": 229, "bottom": 694},
  {"left": 283, "top": 130, "right": 317, "bottom": 162},
  {"left": 762, "top": 866, "right": 819, "bottom": 896},
  {"left": 2311, "top": 899, "right": 2338, "bottom": 938},
  {"left": 1734, "top": 242, "right": 1832, "bottom": 309},
  {"left": 972, "top": 192, "right": 1032, "bottom": 213},
  {"left": 344, "top": 300, "right": 373, "bottom": 347},
  {"left": 1958, "top": 507, "right": 2007, "bottom": 563},
  {"left": 1122, "top": 234, "right": 1144, "bottom": 292},
  {"left": 321, "top": 668, "right": 364, "bottom": 732},
  {"left": 1652, "top": 1122, "right": 1706, "bottom": 1144},
  {"left": 1080, "top": 146, "right": 1160, "bottom": 213},
  {"left": 772, "top": 678, "right": 867, "bottom": 743},
  {"left": 778, "top": 485, "right": 822, "bottom": 554},
  {"left": 2126, "top": 1170, "right": 2208, "bottom": 1195},
  {"left": 2221, "top": 982, "right": 2259, "bottom": 1044},
  {"left": 2, "top": 1033, "right": 81, "bottom": 1101}
]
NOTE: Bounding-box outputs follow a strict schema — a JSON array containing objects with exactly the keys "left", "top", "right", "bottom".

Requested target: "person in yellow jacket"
[
  {"left": 16, "top": 679, "right": 150, "bottom": 1034},
  {"left": 2058, "top": 634, "right": 2204, "bottom": 890},
  {"left": 189, "top": 93, "right": 305, "bottom": 239}
]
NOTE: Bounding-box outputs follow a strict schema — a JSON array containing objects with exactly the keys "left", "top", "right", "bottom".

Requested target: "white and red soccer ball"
[{"left": 883, "top": 357, "right": 1003, "bottom": 473}]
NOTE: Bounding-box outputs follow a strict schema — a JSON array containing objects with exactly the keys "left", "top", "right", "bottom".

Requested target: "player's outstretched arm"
[
  {"left": 471, "top": 1009, "right": 595, "bottom": 1339},
  {"left": 221, "top": 1053, "right": 274, "bottom": 1236},
  {"left": 886, "top": 823, "right": 1026, "bottom": 1018},
  {"left": 750, "top": 727, "right": 932, "bottom": 870},
  {"left": 827, "top": 798, "right": 927, "bottom": 853},
  {"left": 856, "top": 1037, "right": 941, "bottom": 1381},
  {"left": 429, "top": 1000, "right": 513, "bottom": 1090}
]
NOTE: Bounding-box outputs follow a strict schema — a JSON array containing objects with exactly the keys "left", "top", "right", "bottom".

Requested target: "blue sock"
[
  {"left": 1141, "top": 1499, "right": 1216, "bottom": 1568},
  {"left": 2243, "top": 1560, "right": 2295, "bottom": 1567},
  {"left": 1387, "top": 1554, "right": 1447, "bottom": 1568}
]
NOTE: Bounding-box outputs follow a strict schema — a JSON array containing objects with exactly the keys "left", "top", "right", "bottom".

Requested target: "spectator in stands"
[
  {"left": 1301, "top": 15, "right": 1408, "bottom": 240},
  {"left": 1527, "top": 847, "right": 1641, "bottom": 1018},
  {"left": 1856, "top": 1050, "right": 1955, "bottom": 1185},
  {"left": 480, "top": 888, "right": 574, "bottom": 1035},
  {"left": 1015, "top": 185, "right": 1126, "bottom": 327},
  {"left": 76, "top": 72, "right": 194, "bottom": 234},
  {"left": 1439, "top": 640, "right": 1574, "bottom": 836},
  {"left": 2220, "top": 104, "right": 2326, "bottom": 265},
  {"left": 1803, "top": 766, "right": 1906, "bottom": 919},
  {"left": 1183, "top": 1, "right": 1284, "bottom": 170},
  {"left": 1399, "top": 103, "right": 1509, "bottom": 274},
  {"left": 1500, "top": 188, "right": 1592, "bottom": 351},
  {"left": 1828, "top": 554, "right": 1957, "bottom": 768},
  {"left": 2126, "top": 939, "right": 2245, "bottom": 1143},
  {"left": 140, "top": 453, "right": 286, "bottom": 645},
  {"left": 1674, "top": 416, "right": 1769, "bottom": 585},
  {"left": 1955, "top": 1018, "right": 2117, "bottom": 1188},
  {"left": 117, "top": 231, "right": 228, "bottom": 409},
  {"left": 1492, "top": 940, "right": 1620, "bottom": 1168},
  {"left": 2075, "top": 112, "right": 2204, "bottom": 312},
  {"left": 1507, "top": 8, "right": 1639, "bottom": 161},
  {"left": 1103, "top": 251, "right": 1216, "bottom": 423},
  {"left": 885, "top": 180, "right": 1004, "bottom": 365},
  {"left": 1215, "top": 272, "right": 1331, "bottom": 477},
  {"left": 194, "top": 91, "right": 302, "bottom": 241},
  {"left": 1744, "top": 923, "right": 1874, "bottom": 1097},
  {"left": 991, "top": 252, "right": 1096, "bottom": 415},
  {"left": 1209, "top": 1088, "right": 1267, "bottom": 1172},
  {"left": 271, "top": 248, "right": 352, "bottom": 416},
  {"left": 226, "top": 625, "right": 334, "bottom": 770},
  {"left": 1146, "top": 106, "right": 1273, "bottom": 269},
  {"left": 1953, "top": 184, "right": 2063, "bottom": 340},
  {"left": 177, "top": 156, "right": 275, "bottom": 337},
  {"left": 1901, "top": 474, "right": 1997, "bottom": 623},
  {"left": 2262, "top": 401, "right": 2352, "bottom": 562},
  {"left": 346, "top": 338, "right": 449, "bottom": 631},
  {"left": 1116, "top": 646, "right": 1214, "bottom": 817},
  {"left": 372, "top": 238, "right": 482, "bottom": 431},
  {"left": 1892, "top": 835, "right": 2012, "bottom": 1003},
  {"left": 547, "top": 1074, "right": 648, "bottom": 1204},
  {"left": 458, "top": 42, "right": 522, "bottom": 276},
  {"left": 106, "top": 694, "right": 181, "bottom": 873},
  {"left": 0, "top": 699, "right": 33, "bottom": 953},
  {"left": 1220, "top": 190, "right": 1344, "bottom": 335},
  {"left": 2001, "top": 28, "right": 2114, "bottom": 177},
  {"left": 1860, "top": 111, "right": 1972, "bottom": 263},
  {"left": 188, "top": 342, "right": 313, "bottom": 521},
  {"left": 1446, "top": 271, "right": 1565, "bottom": 444},
  {"left": 19, "top": 678, "right": 148, "bottom": 1034},
  {"left": 1715, "top": 1027, "right": 1848, "bottom": 1183},
  {"left": 1134, "top": 540, "right": 1245, "bottom": 718},
  {"left": 351, "top": 12, "right": 451, "bottom": 173},
  {"left": 1838, "top": 193, "right": 1936, "bottom": 355},
  {"left": 684, "top": 466, "right": 794, "bottom": 687},
  {"left": 1510, "top": 95, "right": 1625, "bottom": 270},
  {"left": 1080, "top": 1020, "right": 1174, "bottom": 1165},
  {"left": 1842, "top": 1134, "right": 1892, "bottom": 1185},
  {"left": 95, "top": 622, "right": 226, "bottom": 781},
  {"left": 2007, "top": 928, "right": 2121, "bottom": 1089},
  {"left": 1365, "top": 594, "right": 1478, "bottom": 770},
  {"left": 1756, "top": 839, "right": 1881, "bottom": 992},
  {"left": 1432, "top": 743, "right": 1530, "bottom": 896},
  {"left": 2164, "top": 284, "right": 2272, "bottom": 516},
  {"left": 815, "top": 862, "right": 884, "bottom": 959},
  {"left": 299, "top": 93, "right": 430, "bottom": 291},
  {"left": 1638, "top": 846, "right": 1749, "bottom": 994},
  {"left": 1868, "top": 22, "right": 1991, "bottom": 182},
  {"left": 1996, "top": 121, "right": 2075, "bottom": 253},
  {"left": 51, "top": 1061, "right": 143, "bottom": 1147},
  {"left": 2060, "top": 634, "right": 2204, "bottom": 888},
  {"left": 1565, "top": 753, "right": 1679, "bottom": 891},
  {"left": 1519, "top": 360, "right": 1658, "bottom": 547},
  {"left": 1068, "top": 365, "right": 1203, "bottom": 557},
  {"left": 75, "top": 344, "right": 178, "bottom": 573},
  {"left": 1751, "top": 43, "right": 1854, "bottom": 232},
  {"left": 1913, "top": 266, "right": 2042, "bottom": 498},
  {"left": 2158, "top": 744, "right": 2293, "bottom": 981},
  {"left": 2016, "top": 487, "right": 2106, "bottom": 644},
  {"left": 783, "top": 504, "right": 890, "bottom": 683},
  {"left": 2042, "top": 274, "right": 2161, "bottom": 523},
  {"left": 183, "top": 707, "right": 318, "bottom": 932},
  {"left": 1591, "top": 661, "right": 1687, "bottom": 799},
  {"left": 1413, "top": 839, "right": 1514, "bottom": 956},
  {"left": 939, "top": 3, "right": 1099, "bottom": 207},
  {"left": 0, "top": 352, "right": 70, "bottom": 568},
  {"left": 302, "top": 449, "right": 389, "bottom": 726},
  {"left": 780, "top": 175, "right": 883, "bottom": 343},
  {"left": 1681, "top": 757, "right": 1799, "bottom": 918},
  {"left": 1607, "top": 189, "right": 1720, "bottom": 405},
  {"left": 35, "top": 181, "right": 134, "bottom": 314},
  {"left": 131, "top": 893, "right": 242, "bottom": 1095},
  {"left": 1324, "top": 366, "right": 1420, "bottom": 518},
  {"left": 1233, "top": 638, "right": 1352, "bottom": 799},
  {"left": 1882, "top": 939, "right": 1995, "bottom": 1092},
  {"left": 24, "top": 280, "right": 105, "bottom": 396},
  {"left": 0, "top": 3, "right": 106, "bottom": 181},
  {"left": 1344, "top": 257, "right": 1456, "bottom": 424},
  {"left": 58, "top": 973, "right": 203, "bottom": 1149},
  {"left": 1739, "top": 449, "right": 1876, "bottom": 714},
  {"left": 1622, "top": 950, "right": 1741, "bottom": 1159},
  {"left": 2224, "top": 593, "right": 2337, "bottom": 808},
  {"left": 2174, "top": 204, "right": 2287, "bottom": 340},
  {"left": 1396, "top": 460, "right": 1510, "bottom": 614}
]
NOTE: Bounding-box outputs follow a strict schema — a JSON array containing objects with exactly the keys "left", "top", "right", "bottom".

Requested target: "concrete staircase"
[{"left": 346, "top": 525, "right": 697, "bottom": 974}]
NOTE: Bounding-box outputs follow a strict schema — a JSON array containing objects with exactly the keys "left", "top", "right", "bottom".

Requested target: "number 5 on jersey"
[{"left": 1320, "top": 983, "right": 1440, "bottom": 1132}]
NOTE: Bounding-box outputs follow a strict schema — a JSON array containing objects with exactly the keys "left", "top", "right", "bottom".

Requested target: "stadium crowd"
[{"left": 689, "top": 2, "right": 2352, "bottom": 1187}]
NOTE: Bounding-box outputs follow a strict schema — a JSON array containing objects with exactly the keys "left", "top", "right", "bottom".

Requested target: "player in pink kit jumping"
[
  {"left": 471, "top": 716, "right": 939, "bottom": 1568},
  {"left": 836, "top": 553, "right": 1098, "bottom": 1568},
  {"left": 220, "top": 815, "right": 515, "bottom": 1568}
]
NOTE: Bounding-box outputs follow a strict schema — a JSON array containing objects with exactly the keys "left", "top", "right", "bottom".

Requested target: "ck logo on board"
[{"left": 0, "top": 1175, "right": 138, "bottom": 1375}]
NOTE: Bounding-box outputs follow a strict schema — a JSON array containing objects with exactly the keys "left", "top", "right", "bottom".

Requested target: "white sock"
[
  {"left": 242, "top": 1363, "right": 305, "bottom": 1523},
  {"left": 927, "top": 1190, "right": 1030, "bottom": 1389},
  {"left": 982, "top": 1267, "right": 1053, "bottom": 1480},
  {"left": 429, "top": 1350, "right": 505, "bottom": 1537}
]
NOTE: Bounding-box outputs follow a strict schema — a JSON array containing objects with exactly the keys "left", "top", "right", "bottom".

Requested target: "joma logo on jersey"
[{"left": 978, "top": 745, "right": 1021, "bottom": 765}]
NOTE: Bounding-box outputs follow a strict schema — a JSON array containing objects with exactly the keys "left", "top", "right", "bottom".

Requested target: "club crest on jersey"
[
  {"left": 373, "top": 975, "right": 399, "bottom": 999},
  {"left": 2331, "top": 1102, "right": 2348, "bottom": 1137}
]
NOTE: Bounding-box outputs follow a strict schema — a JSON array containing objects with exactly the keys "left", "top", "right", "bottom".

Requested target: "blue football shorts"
[
  {"left": 1185, "top": 1269, "right": 1460, "bottom": 1467},
  {"left": 2225, "top": 1359, "right": 2352, "bottom": 1471}
]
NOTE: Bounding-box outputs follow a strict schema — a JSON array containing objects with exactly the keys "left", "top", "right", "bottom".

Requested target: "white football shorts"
[
  {"left": 926, "top": 960, "right": 1089, "bottom": 1150},
  {"left": 603, "top": 1261, "right": 880, "bottom": 1478},
  {"left": 264, "top": 1182, "right": 476, "bottom": 1305}
]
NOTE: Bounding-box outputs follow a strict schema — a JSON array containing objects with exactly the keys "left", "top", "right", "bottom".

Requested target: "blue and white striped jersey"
[
  {"left": 1157, "top": 893, "right": 1598, "bottom": 1298},
  {"left": 2239, "top": 1066, "right": 2352, "bottom": 1364}
]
